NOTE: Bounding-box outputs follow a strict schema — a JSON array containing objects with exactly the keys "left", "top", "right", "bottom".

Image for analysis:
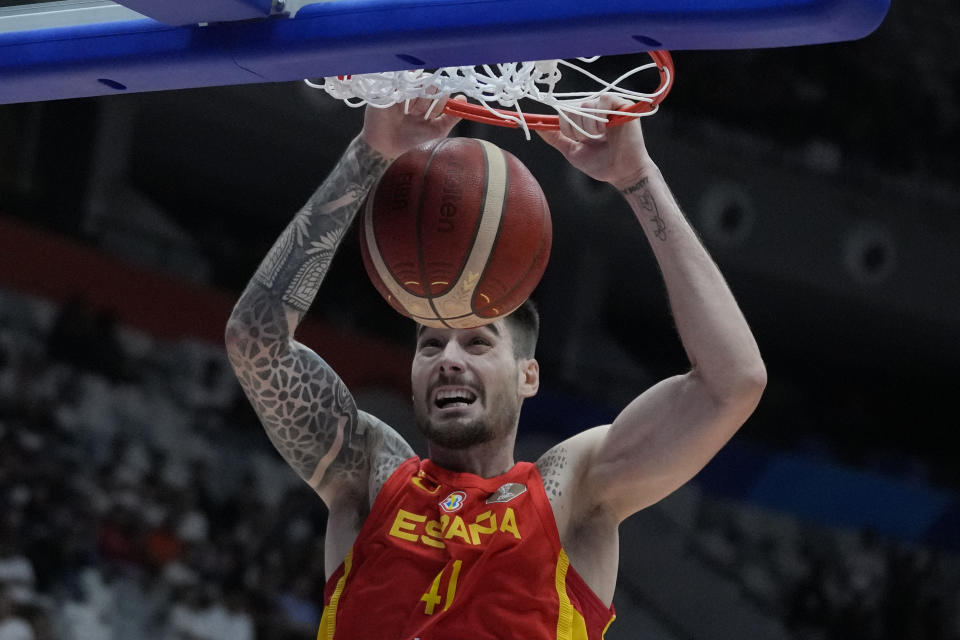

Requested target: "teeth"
[
  {"left": 436, "top": 388, "right": 476, "bottom": 401},
  {"left": 434, "top": 388, "right": 477, "bottom": 407}
]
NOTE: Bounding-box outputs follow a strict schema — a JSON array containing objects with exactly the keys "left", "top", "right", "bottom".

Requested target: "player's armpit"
[
  {"left": 225, "top": 285, "right": 371, "bottom": 504},
  {"left": 535, "top": 430, "right": 605, "bottom": 535},
  {"left": 360, "top": 411, "right": 415, "bottom": 505}
]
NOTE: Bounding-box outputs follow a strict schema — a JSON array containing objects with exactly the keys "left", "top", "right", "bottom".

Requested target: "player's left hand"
[
  {"left": 537, "top": 96, "right": 655, "bottom": 190},
  {"left": 361, "top": 94, "right": 466, "bottom": 161}
]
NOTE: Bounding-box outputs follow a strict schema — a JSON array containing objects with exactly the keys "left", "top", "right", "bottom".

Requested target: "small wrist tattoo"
[
  {"left": 621, "top": 177, "right": 668, "bottom": 242},
  {"left": 619, "top": 177, "right": 650, "bottom": 196}
]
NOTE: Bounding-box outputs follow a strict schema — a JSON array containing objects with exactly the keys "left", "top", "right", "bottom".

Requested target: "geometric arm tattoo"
[
  {"left": 225, "top": 136, "right": 401, "bottom": 502},
  {"left": 536, "top": 444, "right": 568, "bottom": 505}
]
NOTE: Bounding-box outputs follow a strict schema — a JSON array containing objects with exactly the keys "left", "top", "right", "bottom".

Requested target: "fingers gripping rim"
[
  {"left": 315, "top": 51, "right": 674, "bottom": 138},
  {"left": 441, "top": 51, "right": 674, "bottom": 130}
]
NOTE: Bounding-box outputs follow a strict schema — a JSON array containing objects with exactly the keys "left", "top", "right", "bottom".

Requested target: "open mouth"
[{"left": 433, "top": 387, "right": 478, "bottom": 409}]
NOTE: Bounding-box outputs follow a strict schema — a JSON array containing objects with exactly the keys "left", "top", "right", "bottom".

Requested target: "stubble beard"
[
  {"left": 414, "top": 395, "right": 520, "bottom": 450},
  {"left": 415, "top": 413, "right": 492, "bottom": 450}
]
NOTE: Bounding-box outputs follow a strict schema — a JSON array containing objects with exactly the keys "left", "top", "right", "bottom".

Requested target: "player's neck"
[{"left": 426, "top": 435, "right": 516, "bottom": 478}]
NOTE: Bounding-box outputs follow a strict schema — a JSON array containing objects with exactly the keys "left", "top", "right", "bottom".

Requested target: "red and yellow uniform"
[{"left": 318, "top": 457, "right": 616, "bottom": 639}]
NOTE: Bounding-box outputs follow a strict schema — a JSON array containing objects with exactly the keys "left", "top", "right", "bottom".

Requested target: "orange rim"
[{"left": 442, "top": 50, "right": 674, "bottom": 130}]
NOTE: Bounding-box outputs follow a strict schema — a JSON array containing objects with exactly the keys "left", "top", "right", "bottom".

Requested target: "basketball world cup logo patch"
[
  {"left": 439, "top": 491, "right": 467, "bottom": 513},
  {"left": 485, "top": 482, "right": 527, "bottom": 504}
]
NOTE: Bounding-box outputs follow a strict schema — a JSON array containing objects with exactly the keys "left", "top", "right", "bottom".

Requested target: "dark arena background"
[{"left": 1, "top": 0, "right": 959, "bottom": 638}]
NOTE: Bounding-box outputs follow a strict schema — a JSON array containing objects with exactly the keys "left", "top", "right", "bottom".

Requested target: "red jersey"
[{"left": 318, "top": 457, "right": 616, "bottom": 640}]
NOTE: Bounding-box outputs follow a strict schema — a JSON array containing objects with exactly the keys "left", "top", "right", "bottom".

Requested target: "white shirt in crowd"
[{"left": 0, "top": 617, "right": 35, "bottom": 640}]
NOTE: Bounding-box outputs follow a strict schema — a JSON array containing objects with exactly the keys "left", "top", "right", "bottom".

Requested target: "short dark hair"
[
  {"left": 502, "top": 298, "right": 540, "bottom": 360},
  {"left": 413, "top": 299, "right": 540, "bottom": 359}
]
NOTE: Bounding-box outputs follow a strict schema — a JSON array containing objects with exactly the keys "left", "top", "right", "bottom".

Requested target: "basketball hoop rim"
[{"left": 440, "top": 50, "right": 674, "bottom": 130}]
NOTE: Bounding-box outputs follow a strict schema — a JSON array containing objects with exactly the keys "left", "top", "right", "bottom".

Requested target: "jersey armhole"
[
  {"left": 323, "top": 455, "right": 419, "bottom": 599},
  {"left": 527, "top": 463, "right": 614, "bottom": 617},
  {"left": 365, "top": 454, "right": 420, "bottom": 533}
]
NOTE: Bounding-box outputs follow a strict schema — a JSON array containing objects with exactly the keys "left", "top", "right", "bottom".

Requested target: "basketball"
[{"left": 359, "top": 137, "right": 552, "bottom": 329}]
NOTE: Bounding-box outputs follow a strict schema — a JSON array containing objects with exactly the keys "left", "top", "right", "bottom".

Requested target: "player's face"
[{"left": 411, "top": 322, "right": 536, "bottom": 449}]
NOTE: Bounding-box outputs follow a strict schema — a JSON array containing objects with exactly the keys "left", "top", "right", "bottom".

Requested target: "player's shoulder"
[
  {"left": 535, "top": 425, "right": 609, "bottom": 474},
  {"left": 534, "top": 426, "right": 610, "bottom": 506},
  {"left": 359, "top": 411, "right": 416, "bottom": 505}
]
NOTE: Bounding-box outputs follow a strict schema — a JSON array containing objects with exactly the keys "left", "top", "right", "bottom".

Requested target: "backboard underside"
[{"left": 0, "top": 0, "right": 891, "bottom": 104}]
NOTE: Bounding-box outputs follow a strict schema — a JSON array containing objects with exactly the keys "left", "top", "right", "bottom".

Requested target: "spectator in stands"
[
  {"left": 144, "top": 513, "right": 184, "bottom": 574},
  {"left": 47, "top": 297, "right": 131, "bottom": 384},
  {"left": 164, "top": 583, "right": 221, "bottom": 640},
  {"left": 0, "top": 587, "right": 33, "bottom": 640},
  {"left": 180, "top": 352, "right": 236, "bottom": 416},
  {"left": 0, "top": 532, "right": 35, "bottom": 607},
  {"left": 87, "top": 309, "right": 130, "bottom": 382},
  {"left": 272, "top": 576, "right": 320, "bottom": 639},
  {"left": 0, "top": 318, "right": 13, "bottom": 412},
  {"left": 46, "top": 296, "right": 95, "bottom": 370},
  {"left": 219, "top": 589, "right": 254, "bottom": 640},
  {"left": 56, "top": 583, "right": 111, "bottom": 640},
  {"left": 97, "top": 503, "right": 144, "bottom": 569}
]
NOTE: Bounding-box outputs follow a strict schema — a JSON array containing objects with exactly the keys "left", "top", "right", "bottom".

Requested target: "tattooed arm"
[
  {"left": 225, "top": 100, "right": 461, "bottom": 508},
  {"left": 537, "top": 97, "right": 766, "bottom": 522}
]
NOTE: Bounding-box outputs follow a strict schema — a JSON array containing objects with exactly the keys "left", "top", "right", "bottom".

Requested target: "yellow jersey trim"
[
  {"left": 601, "top": 613, "right": 616, "bottom": 638},
  {"left": 555, "top": 549, "right": 590, "bottom": 640},
  {"left": 317, "top": 549, "right": 353, "bottom": 640}
]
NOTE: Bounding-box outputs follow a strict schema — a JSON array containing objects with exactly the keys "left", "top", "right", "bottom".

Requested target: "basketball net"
[{"left": 306, "top": 52, "right": 673, "bottom": 140}]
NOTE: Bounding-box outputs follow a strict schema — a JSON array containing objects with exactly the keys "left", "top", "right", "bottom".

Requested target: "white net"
[{"left": 307, "top": 56, "right": 671, "bottom": 140}]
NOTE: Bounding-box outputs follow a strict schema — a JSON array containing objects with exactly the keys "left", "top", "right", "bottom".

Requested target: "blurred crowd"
[
  {"left": 2, "top": 284, "right": 959, "bottom": 640},
  {"left": 0, "top": 289, "right": 328, "bottom": 640},
  {"left": 693, "top": 499, "right": 960, "bottom": 639}
]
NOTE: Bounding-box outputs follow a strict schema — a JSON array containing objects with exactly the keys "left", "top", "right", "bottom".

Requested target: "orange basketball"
[{"left": 360, "top": 137, "right": 551, "bottom": 329}]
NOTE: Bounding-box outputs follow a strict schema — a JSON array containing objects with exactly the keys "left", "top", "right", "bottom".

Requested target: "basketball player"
[{"left": 225, "top": 95, "right": 766, "bottom": 638}]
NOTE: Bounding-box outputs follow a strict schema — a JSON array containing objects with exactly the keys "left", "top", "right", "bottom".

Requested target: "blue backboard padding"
[
  {"left": 114, "top": 0, "right": 273, "bottom": 26},
  {"left": 0, "top": 0, "right": 890, "bottom": 104}
]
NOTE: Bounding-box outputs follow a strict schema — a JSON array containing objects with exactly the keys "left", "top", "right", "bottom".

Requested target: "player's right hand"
[
  {"left": 537, "top": 95, "right": 655, "bottom": 190},
  {"left": 360, "top": 94, "right": 466, "bottom": 161}
]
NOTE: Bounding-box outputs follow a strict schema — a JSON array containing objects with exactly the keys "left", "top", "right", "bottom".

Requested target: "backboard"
[{"left": 0, "top": 0, "right": 891, "bottom": 105}]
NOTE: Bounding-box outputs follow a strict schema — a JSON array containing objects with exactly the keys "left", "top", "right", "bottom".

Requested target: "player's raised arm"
[
  {"left": 225, "top": 99, "right": 461, "bottom": 506},
  {"left": 538, "top": 97, "right": 767, "bottom": 521}
]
